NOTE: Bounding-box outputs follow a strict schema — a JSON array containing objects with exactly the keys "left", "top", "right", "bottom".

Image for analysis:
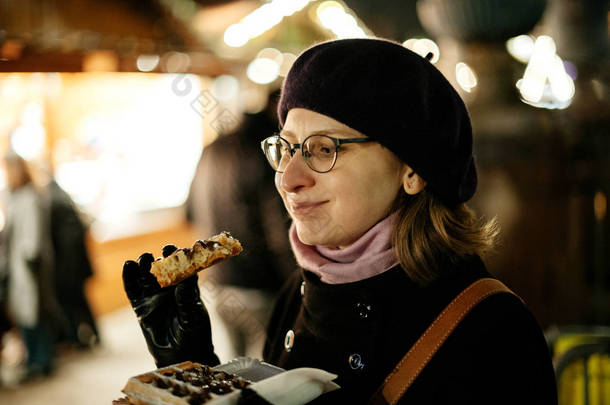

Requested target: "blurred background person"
[
  {"left": 0, "top": 256, "right": 12, "bottom": 365},
  {"left": 45, "top": 178, "right": 99, "bottom": 349},
  {"left": 0, "top": 150, "right": 65, "bottom": 380},
  {"left": 186, "top": 89, "right": 294, "bottom": 360}
]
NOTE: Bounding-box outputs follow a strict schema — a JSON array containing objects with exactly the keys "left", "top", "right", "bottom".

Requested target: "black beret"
[{"left": 278, "top": 38, "right": 477, "bottom": 206}]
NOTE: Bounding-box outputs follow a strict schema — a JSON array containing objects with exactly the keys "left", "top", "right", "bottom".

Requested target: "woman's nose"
[{"left": 277, "top": 151, "right": 315, "bottom": 193}]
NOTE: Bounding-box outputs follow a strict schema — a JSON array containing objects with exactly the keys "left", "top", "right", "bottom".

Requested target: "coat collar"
[{"left": 298, "top": 255, "right": 491, "bottom": 340}]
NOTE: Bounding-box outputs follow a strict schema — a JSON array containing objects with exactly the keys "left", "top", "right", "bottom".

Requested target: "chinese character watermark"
[{"left": 171, "top": 74, "right": 238, "bottom": 135}]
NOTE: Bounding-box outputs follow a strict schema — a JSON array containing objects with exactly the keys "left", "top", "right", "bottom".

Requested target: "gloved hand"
[{"left": 122, "top": 245, "right": 220, "bottom": 368}]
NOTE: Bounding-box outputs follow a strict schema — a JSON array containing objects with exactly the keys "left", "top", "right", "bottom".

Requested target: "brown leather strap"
[{"left": 369, "top": 278, "right": 521, "bottom": 405}]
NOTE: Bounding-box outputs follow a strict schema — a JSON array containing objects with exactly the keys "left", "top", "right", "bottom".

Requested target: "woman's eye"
[{"left": 315, "top": 143, "right": 335, "bottom": 155}]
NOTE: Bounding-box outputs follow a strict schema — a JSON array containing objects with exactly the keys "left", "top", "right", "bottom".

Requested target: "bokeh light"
[
  {"left": 506, "top": 35, "right": 535, "bottom": 64},
  {"left": 136, "top": 55, "right": 160, "bottom": 72},
  {"left": 455, "top": 62, "right": 478, "bottom": 93},
  {"left": 247, "top": 58, "right": 280, "bottom": 84},
  {"left": 403, "top": 38, "right": 440, "bottom": 63}
]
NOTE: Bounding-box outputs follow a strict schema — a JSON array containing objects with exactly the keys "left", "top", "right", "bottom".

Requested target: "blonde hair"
[{"left": 391, "top": 190, "right": 499, "bottom": 286}]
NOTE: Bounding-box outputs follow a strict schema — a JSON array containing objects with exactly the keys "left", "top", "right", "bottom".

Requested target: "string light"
[
  {"left": 136, "top": 55, "right": 160, "bottom": 72},
  {"left": 224, "top": 0, "right": 314, "bottom": 47},
  {"left": 509, "top": 35, "right": 576, "bottom": 109},
  {"left": 247, "top": 58, "right": 280, "bottom": 84},
  {"left": 506, "top": 35, "right": 535, "bottom": 63},
  {"left": 402, "top": 38, "right": 440, "bottom": 63},
  {"left": 315, "top": 1, "right": 366, "bottom": 38},
  {"left": 455, "top": 62, "right": 478, "bottom": 93}
]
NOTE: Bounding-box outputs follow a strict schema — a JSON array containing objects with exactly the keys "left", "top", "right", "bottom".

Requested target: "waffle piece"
[
  {"left": 122, "top": 361, "right": 250, "bottom": 405},
  {"left": 150, "top": 232, "right": 243, "bottom": 287}
]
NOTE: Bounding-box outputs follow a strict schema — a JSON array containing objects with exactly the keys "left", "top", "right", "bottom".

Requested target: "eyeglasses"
[{"left": 260, "top": 134, "right": 372, "bottom": 173}]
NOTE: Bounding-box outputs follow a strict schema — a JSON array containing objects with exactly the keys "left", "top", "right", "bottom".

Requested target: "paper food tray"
[
  {"left": 120, "top": 358, "right": 338, "bottom": 405},
  {"left": 214, "top": 356, "right": 284, "bottom": 382}
]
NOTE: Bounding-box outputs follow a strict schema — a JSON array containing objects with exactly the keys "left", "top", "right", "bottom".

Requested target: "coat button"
[
  {"left": 284, "top": 330, "right": 295, "bottom": 352},
  {"left": 356, "top": 302, "right": 372, "bottom": 319},
  {"left": 300, "top": 281, "right": 306, "bottom": 296},
  {"left": 348, "top": 353, "right": 364, "bottom": 370}
]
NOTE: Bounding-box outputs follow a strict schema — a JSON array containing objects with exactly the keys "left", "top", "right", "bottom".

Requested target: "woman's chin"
[
  {"left": 295, "top": 227, "right": 319, "bottom": 246},
  {"left": 295, "top": 223, "right": 348, "bottom": 248}
]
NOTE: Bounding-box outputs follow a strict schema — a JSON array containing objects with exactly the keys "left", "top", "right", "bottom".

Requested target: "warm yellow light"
[
  {"left": 247, "top": 58, "right": 280, "bottom": 84},
  {"left": 257, "top": 48, "right": 284, "bottom": 66},
  {"left": 0, "top": 73, "right": 208, "bottom": 236},
  {"left": 594, "top": 191, "right": 607, "bottom": 221},
  {"left": 535, "top": 35, "right": 556, "bottom": 56},
  {"left": 55, "top": 160, "right": 105, "bottom": 207},
  {"left": 402, "top": 38, "right": 440, "bottom": 63},
  {"left": 83, "top": 51, "right": 118, "bottom": 72},
  {"left": 212, "top": 75, "right": 239, "bottom": 101},
  {"left": 163, "top": 52, "right": 191, "bottom": 73},
  {"left": 506, "top": 35, "right": 535, "bottom": 63},
  {"left": 21, "top": 100, "right": 44, "bottom": 125},
  {"left": 279, "top": 53, "right": 297, "bottom": 77},
  {"left": 413, "top": 39, "right": 440, "bottom": 63},
  {"left": 317, "top": 1, "right": 345, "bottom": 29},
  {"left": 520, "top": 36, "right": 556, "bottom": 103},
  {"left": 224, "top": 0, "right": 314, "bottom": 47},
  {"left": 224, "top": 24, "right": 249, "bottom": 47},
  {"left": 336, "top": 14, "right": 365, "bottom": 38},
  {"left": 11, "top": 124, "right": 46, "bottom": 161},
  {"left": 518, "top": 79, "right": 544, "bottom": 103},
  {"left": 549, "top": 55, "right": 575, "bottom": 102},
  {"left": 136, "top": 55, "right": 160, "bottom": 72},
  {"left": 403, "top": 39, "right": 418, "bottom": 50},
  {"left": 242, "top": 4, "right": 282, "bottom": 37},
  {"left": 455, "top": 62, "right": 477, "bottom": 92},
  {"left": 315, "top": 1, "right": 366, "bottom": 38},
  {"left": 11, "top": 100, "right": 46, "bottom": 161},
  {"left": 0, "top": 74, "right": 23, "bottom": 99},
  {"left": 515, "top": 35, "right": 575, "bottom": 109}
]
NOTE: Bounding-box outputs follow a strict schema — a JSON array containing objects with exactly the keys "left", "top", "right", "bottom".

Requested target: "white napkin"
[
  {"left": 212, "top": 367, "right": 339, "bottom": 405},
  {"left": 250, "top": 368, "right": 340, "bottom": 405}
]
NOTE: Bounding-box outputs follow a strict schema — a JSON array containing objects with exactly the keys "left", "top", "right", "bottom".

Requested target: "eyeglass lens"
[{"left": 263, "top": 135, "right": 337, "bottom": 173}]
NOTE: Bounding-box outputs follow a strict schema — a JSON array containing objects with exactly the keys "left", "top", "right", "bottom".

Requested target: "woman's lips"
[{"left": 288, "top": 200, "right": 328, "bottom": 215}]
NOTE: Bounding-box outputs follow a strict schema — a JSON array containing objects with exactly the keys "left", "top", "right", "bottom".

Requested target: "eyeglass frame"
[{"left": 260, "top": 133, "right": 373, "bottom": 173}]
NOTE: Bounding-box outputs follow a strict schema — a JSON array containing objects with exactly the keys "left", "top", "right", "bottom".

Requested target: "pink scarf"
[{"left": 289, "top": 214, "right": 399, "bottom": 284}]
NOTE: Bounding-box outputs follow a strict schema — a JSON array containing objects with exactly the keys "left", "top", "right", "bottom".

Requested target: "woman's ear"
[{"left": 402, "top": 164, "right": 426, "bottom": 195}]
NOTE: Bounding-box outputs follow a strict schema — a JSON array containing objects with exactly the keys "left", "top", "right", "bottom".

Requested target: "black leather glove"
[{"left": 122, "top": 245, "right": 220, "bottom": 368}]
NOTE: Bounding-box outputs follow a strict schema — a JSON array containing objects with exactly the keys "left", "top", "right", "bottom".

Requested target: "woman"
[
  {"left": 123, "top": 38, "right": 557, "bottom": 404},
  {"left": 1, "top": 152, "right": 63, "bottom": 378}
]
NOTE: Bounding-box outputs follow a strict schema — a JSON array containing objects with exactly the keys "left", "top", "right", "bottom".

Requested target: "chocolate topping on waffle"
[{"left": 122, "top": 361, "right": 251, "bottom": 405}]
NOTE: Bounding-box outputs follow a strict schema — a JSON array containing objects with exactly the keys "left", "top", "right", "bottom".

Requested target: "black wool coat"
[{"left": 262, "top": 255, "right": 558, "bottom": 404}]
